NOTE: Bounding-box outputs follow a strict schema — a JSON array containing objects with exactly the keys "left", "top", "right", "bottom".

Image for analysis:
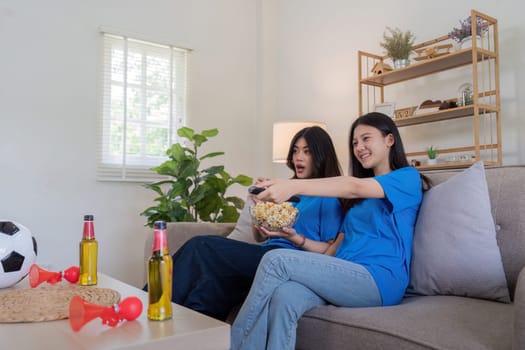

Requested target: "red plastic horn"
[
  {"left": 69, "top": 295, "right": 143, "bottom": 332},
  {"left": 29, "top": 264, "right": 80, "bottom": 288}
]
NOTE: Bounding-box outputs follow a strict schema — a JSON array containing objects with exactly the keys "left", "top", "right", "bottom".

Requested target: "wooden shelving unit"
[{"left": 358, "top": 9, "right": 501, "bottom": 170}]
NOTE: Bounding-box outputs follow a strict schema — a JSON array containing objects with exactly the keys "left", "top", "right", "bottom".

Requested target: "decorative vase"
[
  {"left": 457, "top": 35, "right": 482, "bottom": 50},
  {"left": 393, "top": 59, "right": 409, "bottom": 69},
  {"left": 457, "top": 83, "right": 474, "bottom": 107}
]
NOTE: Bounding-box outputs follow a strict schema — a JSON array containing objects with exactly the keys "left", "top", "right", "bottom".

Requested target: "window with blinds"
[{"left": 97, "top": 32, "right": 188, "bottom": 182}]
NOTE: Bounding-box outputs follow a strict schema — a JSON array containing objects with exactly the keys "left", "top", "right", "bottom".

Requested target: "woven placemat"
[{"left": 0, "top": 284, "right": 120, "bottom": 323}]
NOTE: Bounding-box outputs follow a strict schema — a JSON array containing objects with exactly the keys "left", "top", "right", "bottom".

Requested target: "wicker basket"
[{"left": 0, "top": 284, "right": 120, "bottom": 323}]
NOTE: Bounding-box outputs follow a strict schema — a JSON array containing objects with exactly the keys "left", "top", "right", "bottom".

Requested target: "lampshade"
[{"left": 272, "top": 121, "right": 327, "bottom": 163}]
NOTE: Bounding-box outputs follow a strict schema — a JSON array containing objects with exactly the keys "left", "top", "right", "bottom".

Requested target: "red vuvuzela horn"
[
  {"left": 63, "top": 266, "right": 80, "bottom": 283},
  {"left": 69, "top": 295, "right": 143, "bottom": 332},
  {"left": 29, "top": 264, "right": 80, "bottom": 288}
]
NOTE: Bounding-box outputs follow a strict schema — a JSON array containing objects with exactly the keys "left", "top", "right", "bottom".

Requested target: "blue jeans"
[{"left": 230, "top": 249, "right": 382, "bottom": 350}]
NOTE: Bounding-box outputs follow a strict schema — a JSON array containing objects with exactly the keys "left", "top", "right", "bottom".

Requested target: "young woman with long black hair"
[{"left": 231, "top": 112, "right": 432, "bottom": 349}]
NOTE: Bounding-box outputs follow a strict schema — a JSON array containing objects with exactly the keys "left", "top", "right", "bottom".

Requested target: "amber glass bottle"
[
  {"left": 147, "top": 221, "right": 173, "bottom": 320},
  {"left": 79, "top": 214, "right": 98, "bottom": 286}
]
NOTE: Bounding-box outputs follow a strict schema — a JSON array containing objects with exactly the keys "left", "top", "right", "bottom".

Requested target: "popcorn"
[{"left": 251, "top": 202, "right": 298, "bottom": 231}]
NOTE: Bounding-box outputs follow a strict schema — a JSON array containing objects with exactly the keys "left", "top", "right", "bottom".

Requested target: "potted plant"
[
  {"left": 140, "top": 127, "right": 253, "bottom": 227},
  {"left": 449, "top": 15, "right": 489, "bottom": 49},
  {"left": 426, "top": 146, "right": 438, "bottom": 165},
  {"left": 380, "top": 27, "right": 415, "bottom": 69}
]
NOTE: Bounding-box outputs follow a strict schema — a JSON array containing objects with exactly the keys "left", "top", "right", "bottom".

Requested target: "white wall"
[
  {"left": 0, "top": 0, "right": 258, "bottom": 287},
  {"left": 1, "top": 0, "right": 523, "bottom": 287},
  {"left": 261, "top": 0, "right": 524, "bottom": 177}
]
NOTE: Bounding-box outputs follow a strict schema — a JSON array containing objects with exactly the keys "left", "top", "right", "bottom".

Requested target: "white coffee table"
[{"left": 0, "top": 273, "right": 230, "bottom": 349}]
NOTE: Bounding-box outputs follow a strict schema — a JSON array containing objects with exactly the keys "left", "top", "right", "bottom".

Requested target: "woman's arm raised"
[{"left": 257, "top": 176, "right": 385, "bottom": 203}]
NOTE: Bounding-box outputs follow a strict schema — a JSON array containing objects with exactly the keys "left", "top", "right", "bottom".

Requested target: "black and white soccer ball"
[{"left": 0, "top": 220, "right": 38, "bottom": 288}]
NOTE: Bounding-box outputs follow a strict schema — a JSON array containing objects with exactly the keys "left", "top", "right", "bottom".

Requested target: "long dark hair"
[
  {"left": 286, "top": 126, "right": 343, "bottom": 179},
  {"left": 349, "top": 112, "right": 409, "bottom": 178},
  {"left": 345, "top": 112, "right": 431, "bottom": 209}
]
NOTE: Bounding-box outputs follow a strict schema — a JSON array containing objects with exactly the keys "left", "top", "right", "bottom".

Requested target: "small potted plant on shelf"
[
  {"left": 140, "top": 126, "right": 253, "bottom": 227},
  {"left": 449, "top": 15, "right": 489, "bottom": 49},
  {"left": 426, "top": 146, "right": 438, "bottom": 165},
  {"left": 380, "top": 27, "right": 415, "bottom": 69}
]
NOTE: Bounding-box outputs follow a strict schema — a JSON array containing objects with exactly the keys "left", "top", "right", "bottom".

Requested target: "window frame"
[{"left": 97, "top": 31, "right": 189, "bottom": 182}]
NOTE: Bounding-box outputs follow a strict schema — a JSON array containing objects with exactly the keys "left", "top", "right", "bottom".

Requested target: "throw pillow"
[
  {"left": 227, "top": 196, "right": 257, "bottom": 243},
  {"left": 407, "top": 161, "right": 510, "bottom": 303}
]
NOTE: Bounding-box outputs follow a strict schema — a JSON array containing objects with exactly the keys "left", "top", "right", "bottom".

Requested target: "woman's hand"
[
  {"left": 324, "top": 232, "right": 345, "bottom": 256},
  {"left": 258, "top": 225, "right": 340, "bottom": 254},
  {"left": 250, "top": 177, "right": 269, "bottom": 203},
  {"left": 252, "top": 224, "right": 269, "bottom": 242},
  {"left": 256, "top": 179, "right": 297, "bottom": 203},
  {"left": 256, "top": 225, "right": 297, "bottom": 240}
]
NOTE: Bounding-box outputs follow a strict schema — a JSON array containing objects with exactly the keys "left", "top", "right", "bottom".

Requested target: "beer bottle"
[
  {"left": 147, "top": 221, "right": 173, "bottom": 320},
  {"left": 79, "top": 214, "right": 98, "bottom": 286}
]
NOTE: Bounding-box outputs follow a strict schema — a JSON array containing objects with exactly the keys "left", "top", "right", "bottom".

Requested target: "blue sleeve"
[{"left": 375, "top": 167, "right": 422, "bottom": 213}]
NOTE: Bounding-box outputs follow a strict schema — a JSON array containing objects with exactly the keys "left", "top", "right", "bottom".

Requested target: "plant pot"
[
  {"left": 393, "top": 59, "right": 410, "bottom": 69},
  {"left": 427, "top": 158, "right": 437, "bottom": 165}
]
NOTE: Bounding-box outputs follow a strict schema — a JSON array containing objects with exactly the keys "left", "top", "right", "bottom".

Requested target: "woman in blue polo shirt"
[{"left": 231, "top": 112, "right": 432, "bottom": 350}]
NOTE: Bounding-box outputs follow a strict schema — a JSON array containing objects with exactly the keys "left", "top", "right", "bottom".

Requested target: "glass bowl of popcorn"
[{"left": 250, "top": 201, "right": 299, "bottom": 231}]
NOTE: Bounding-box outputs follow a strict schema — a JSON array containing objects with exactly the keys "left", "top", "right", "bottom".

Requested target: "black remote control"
[
  {"left": 248, "top": 186, "right": 300, "bottom": 203},
  {"left": 248, "top": 186, "right": 265, "bottom": 195}
]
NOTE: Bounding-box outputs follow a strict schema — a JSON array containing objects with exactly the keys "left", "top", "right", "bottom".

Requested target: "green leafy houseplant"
[
  {"left": 140, "top": 127, "right": 253, "bottom": 227},
  {"left": 380, "top": 27, "right": 415, "bottom": 61},
  {"left": 427, "top": 146, "right": 438, "bottom": 160}
]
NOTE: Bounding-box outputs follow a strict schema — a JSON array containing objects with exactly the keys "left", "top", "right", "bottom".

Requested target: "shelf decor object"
[
  {"left": 457, "top": 83, "right": 474, "bottom": 106},
  {"left": 379, "top": 27, "right": 415, "bottom": 69},
  {"left": 373, "top": 102, "right": 396, "bottom": 118},
  {"left": 358, "top": 9, "right": 501, "bottom": 170},
  {"left": 394, "top": 106, "right": 417, "bottom": 119},
  {"left": 426, "top": 146, "right": 438, "bottom": 165},
  {"left": 413, "top": 44, "right": 453, "bottom": 61},
  {"left": 449, "top": 15, "right": 489, "bottom": 44}
]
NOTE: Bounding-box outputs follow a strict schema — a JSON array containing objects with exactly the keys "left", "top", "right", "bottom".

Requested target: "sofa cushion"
[
  {"left": 296, "top": 296, "right": 513, "bottom": 350},
  {"left": 514, "top": 268, "right": 525, "bottom": 349},
  {"left": 226, "top": 196, "right": 256, "bottom": 243},
  {"left": 407, "top": 161, "right": 511, "bottom": 303}
]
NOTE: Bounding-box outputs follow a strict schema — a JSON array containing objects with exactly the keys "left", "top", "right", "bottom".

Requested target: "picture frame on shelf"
[
  {"left": 394, "top": 106, "right": 417, "bottom": 119},
  {"left": 373, "top": 102, "right": 396, "bottom": 118}
]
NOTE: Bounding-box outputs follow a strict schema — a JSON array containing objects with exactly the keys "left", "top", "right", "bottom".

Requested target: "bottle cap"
[
  {"left": 84, "top": 215, "right": 94, "bottom": 221},
  {"left": 154, "top": 221, "right": 166, "bottom": 230}
]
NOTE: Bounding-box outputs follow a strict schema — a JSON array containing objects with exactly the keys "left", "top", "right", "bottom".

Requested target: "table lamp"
[{"left": 272, "top": 121, "right": 327, "bottom": 163}]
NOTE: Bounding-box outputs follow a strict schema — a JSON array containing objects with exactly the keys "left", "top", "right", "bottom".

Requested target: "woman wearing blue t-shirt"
[
  {"left": 160, "top": 126, "right": 345, "bottom": 321},
  {"left": 231, "top": 112, "right": 432, "bottom": 350}
]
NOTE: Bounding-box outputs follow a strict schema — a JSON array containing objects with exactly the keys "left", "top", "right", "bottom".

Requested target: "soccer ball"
[{"left": 0, "top": 221, "right": 38, "bottom": 288}]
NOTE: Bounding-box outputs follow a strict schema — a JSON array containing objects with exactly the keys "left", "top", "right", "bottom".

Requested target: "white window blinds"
[{"left": 97, "top": 32, "right": 188, "bottom": 182}]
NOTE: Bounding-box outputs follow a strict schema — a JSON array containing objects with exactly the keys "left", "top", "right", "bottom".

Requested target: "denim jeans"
[{"left": 230, "top": 249, "right": 382, "bottom": 350}]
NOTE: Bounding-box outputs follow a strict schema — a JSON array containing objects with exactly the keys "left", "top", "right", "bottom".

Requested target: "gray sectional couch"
[{"left": 144, "top": 165, "right": 525, "bottom": 349}]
